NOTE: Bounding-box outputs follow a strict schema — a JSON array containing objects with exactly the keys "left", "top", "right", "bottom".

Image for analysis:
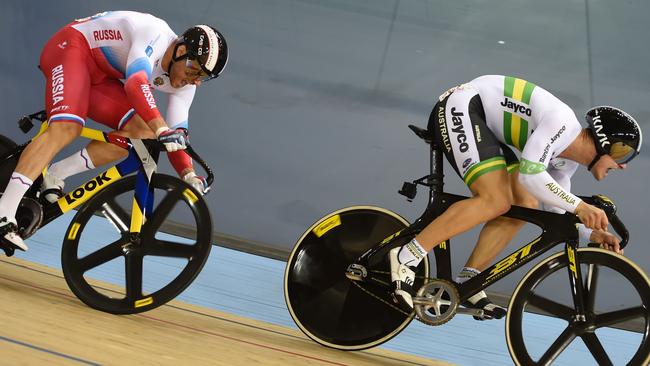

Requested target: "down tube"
[{"left": 41, "top": 150, "right": 141, "bottom": 226}]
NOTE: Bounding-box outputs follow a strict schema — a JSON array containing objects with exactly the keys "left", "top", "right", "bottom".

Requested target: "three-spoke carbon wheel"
[
  {"left": 284, "top": 206, "right": 429, "bottom": 350},
  {"left": 61, "top": 174, "right": 212, "bottom": 314},
  {"left": 507, "top": 248, "right": 650, "bottom": 365}
]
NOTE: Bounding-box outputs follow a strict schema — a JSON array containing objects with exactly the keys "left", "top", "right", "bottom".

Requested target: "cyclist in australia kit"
[{"left": 389, "top": 75, "right": 642, "bottom": 319}]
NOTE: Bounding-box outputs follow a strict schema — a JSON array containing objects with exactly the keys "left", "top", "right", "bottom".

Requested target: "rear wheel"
[
  {"left": 284, "top": 206, "right": 429, "bottom": 350},
  {"left": 0, "top": 135, "right": 19, "bottom": 192}
]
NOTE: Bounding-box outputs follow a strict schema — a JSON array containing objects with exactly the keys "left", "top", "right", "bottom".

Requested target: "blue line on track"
[{"left": 0, "top": 335, "right": 101, "bottom": 365}]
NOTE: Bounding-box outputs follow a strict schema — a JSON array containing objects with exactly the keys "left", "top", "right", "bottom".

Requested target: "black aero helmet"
[
  {"left": 586, "top": 106, "right": 642, "bottom": 166},
  {"left": 168, "top": 25, "right": 228, "bottom": 81}
]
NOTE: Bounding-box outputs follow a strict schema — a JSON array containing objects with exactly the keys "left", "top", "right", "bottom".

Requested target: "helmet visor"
[
  {"left": 609, "top": 141, "right": 638, "bottom": 164},
  {"left": 184, "top": 59, "right": 213, "bottom": 83}
]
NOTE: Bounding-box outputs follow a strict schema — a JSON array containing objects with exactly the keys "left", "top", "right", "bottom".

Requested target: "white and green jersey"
[{"left": 465, "top": 75, "right": 584, "bottom": 215}]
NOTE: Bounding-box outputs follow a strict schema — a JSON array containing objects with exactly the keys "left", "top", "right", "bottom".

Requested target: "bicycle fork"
[{"left": 566, "top": 241, "right": 588, "bottom": 322}]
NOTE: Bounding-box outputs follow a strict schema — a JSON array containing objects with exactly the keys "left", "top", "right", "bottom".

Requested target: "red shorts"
[{"left": 39, "top": 25, "right": 134, "bottom": 130}]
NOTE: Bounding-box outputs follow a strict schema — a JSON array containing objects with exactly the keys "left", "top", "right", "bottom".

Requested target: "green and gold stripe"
[
  {"left": 503, "top": 76, "right": 536, "bottom": 150},
  {"left": 463, "top": 157, "right": 507, "bottom": 187}
]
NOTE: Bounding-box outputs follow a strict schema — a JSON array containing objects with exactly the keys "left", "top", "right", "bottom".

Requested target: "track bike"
[
  {"left": 0, "top": 111, "right": 214, "bottom": 314},
  {"left": 284, "top": 124, "right": 650, "bottom": 365}
]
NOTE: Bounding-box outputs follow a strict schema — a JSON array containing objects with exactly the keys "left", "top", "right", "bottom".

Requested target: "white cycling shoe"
[
  {"left": 41, "top": 173, "right": 65, "bottom": 203},
  {"left": 0, "top": 217, "right": 28, "bottom": 252},
  {"left": 389, "top": 247, "right": 416, "bottom": 310}
]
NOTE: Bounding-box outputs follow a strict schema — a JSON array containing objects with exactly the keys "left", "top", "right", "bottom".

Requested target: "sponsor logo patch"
[
  {"left": 51, "top": 64, "right": 65, "bottom": 105},
  {"left": 140, "top": 84, "right": 157, "bottom": 109},
  {"left": 501, "top": 97, "right": 532, "bottom": 116},
  {"left": 591, "top": 113, "right": 611, "bottom": 149},
  {"left": 93, "top": 29, "right": 124, "bottom": 41},
  {"left": 462, "top": 158, "right": 472, "bottom": 168},
  {"left": 450, "top": 107, "right": 469, "bottom": 153}
]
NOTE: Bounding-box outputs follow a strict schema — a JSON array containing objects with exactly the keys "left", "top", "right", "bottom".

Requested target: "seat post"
[{"left": 428, "top": 142, "right": 444, "bottom": 198}]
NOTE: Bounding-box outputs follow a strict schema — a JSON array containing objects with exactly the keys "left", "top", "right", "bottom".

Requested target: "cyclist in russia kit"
[
  {"left": 389, "top": 75, "right": 642, "bottom": 319},
  {"left": 0, "top": 11, "right": 229, "bottom": 252}
]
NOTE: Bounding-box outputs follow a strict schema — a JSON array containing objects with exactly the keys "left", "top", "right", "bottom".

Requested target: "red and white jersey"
[{"left": 71, "top": 11, "right": 194, "bottom": 128}]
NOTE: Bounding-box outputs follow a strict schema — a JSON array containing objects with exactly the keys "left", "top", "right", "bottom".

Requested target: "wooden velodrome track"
[{"left": 0, "top": 257, "right": 452, "bottom": 366}]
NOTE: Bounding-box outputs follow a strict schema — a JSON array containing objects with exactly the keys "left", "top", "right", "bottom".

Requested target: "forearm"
[{"left": 518, "top": 164, "right": 582, "bottom": 213}]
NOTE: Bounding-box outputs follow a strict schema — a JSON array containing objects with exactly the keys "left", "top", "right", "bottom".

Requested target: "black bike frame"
[{"left": 356, "top": 132, "right": 629, "bottom": 319}]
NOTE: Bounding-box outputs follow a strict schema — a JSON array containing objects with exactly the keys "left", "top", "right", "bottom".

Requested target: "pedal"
[{"left": 345, "top": 263, "right": 367, "bottom": 281}]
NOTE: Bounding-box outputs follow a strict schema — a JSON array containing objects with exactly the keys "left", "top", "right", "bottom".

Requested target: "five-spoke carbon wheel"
[
  {"left": 62, "top": 174, "right": 212, "bottom": 314},
  {"left": 507, "top": 248, "right": 650, "bottom": 365},
  {"left": 284, "top": 206, "right": 429, "bottom": 350}
]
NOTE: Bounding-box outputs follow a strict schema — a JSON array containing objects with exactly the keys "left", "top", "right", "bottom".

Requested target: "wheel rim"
[
  {"left": 61, "top": 175, "right": 212, "bottom": 314},
  {"left": 507, "top": 248, "right": 650, "bottom": 366}
]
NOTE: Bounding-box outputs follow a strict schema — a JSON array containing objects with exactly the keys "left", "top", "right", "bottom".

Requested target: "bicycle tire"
[
  {"left": 61, "top": 174, "right": 212, "bottom": 314},
  {"left": 284, "top": 206, "right": 429, "bottom": 350},
  {"left": 506, "top": 247, "right": 650, "bottom": 366}
]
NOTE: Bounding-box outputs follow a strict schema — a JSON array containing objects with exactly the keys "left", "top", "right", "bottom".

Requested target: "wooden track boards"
[{"left": 0, "top": 258, "right": 455, "bottom": 366}]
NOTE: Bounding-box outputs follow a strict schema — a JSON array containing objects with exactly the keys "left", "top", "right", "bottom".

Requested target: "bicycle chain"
[{"left": 350, "top": 279, "right": 412, "bottom": 317}]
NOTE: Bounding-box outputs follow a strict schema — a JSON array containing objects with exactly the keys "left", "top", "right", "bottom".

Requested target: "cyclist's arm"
[
  {"left": 542, "top": 162, "right": 593, "bottom": 242},
  {"left": 165, "top": 87, "right": 196, "bottom": 176},
  {"left": 123, "top": 26, "right": 165, "bottom": 131},
  {"left": 518, "top": 115, "right": 583, "bottom": 213}
]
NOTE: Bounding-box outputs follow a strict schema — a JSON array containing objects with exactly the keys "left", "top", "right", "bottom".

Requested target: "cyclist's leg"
[
  {"left": 417, "top": 85, "right": 511, "bottom": 252},
  {"left": 464, "top": 148, "right": 539, "bottom": 271},
  {"left": 84, "top": 78, "right": 154, "bottom": 166},
  {"left": 43, "top": 79, "right": 151, "bottom": 201},
  {"left": 390, "top": 84, "right": 511, "bottom": 308},
  {"left": 83, "top": 81, "right": 193, "bottom": 178},
  {"left": 458, "top": 157, "right": 539, "bottom": 319},
  {"left": 0, "top": 26, "right": 89, "bottom": 248}
]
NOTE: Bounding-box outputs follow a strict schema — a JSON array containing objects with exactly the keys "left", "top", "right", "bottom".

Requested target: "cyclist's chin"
[
  {"left": 168, "top": 77, "right": 185, "bottom": 89},
  {"left": 591, "top": 169, "right": 607, "bottom": 181}
]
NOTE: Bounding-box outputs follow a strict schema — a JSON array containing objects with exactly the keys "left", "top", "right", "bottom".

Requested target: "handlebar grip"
[
  {"left": 185, "top": 145, "right": 215, "bottom": 187},
  {"left": 609, "top": 214, "right": 629, "bottom": 249}
]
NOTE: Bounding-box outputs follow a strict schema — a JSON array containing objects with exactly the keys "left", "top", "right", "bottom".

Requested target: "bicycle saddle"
[{"left": 408, "top": 125, "right": 432, "bottom": 144}]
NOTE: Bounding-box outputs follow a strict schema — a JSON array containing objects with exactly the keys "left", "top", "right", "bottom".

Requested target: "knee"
[
  {"left": 514, "top": 196, "right": 539, "bottom": 210},
  {"left": 122, "top": 116, "right": 154, "bottom": 139},
  {"left": 481, "top": 192, "right": 512, "bottom": 217},
  {"left": 43, "top": 123, "right": 82, "bottom": 145}
]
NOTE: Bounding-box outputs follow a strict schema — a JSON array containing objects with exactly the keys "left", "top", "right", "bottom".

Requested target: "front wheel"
[
  {"left": 61, "top": 174, "right": 213, "bottom": 314},
  {"left": 506, "top": 248, "right": 650, "bottom": 366},
  {"left": 284, "top": 206, "right": 429, "bottom": 350}
]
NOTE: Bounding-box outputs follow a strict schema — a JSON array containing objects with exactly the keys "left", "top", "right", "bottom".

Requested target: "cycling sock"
[
  {"left": 455, "top": 266, "right": 506, "bottom": 320},
  {"left": 0, "top": 172, "right": 33, "bottom": 221},
  {"left": 398, "top": 238, "right": 427, "bottom": 267},
  {"left": 48, "top": 148, "right": 95, "bottom": 180}
]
